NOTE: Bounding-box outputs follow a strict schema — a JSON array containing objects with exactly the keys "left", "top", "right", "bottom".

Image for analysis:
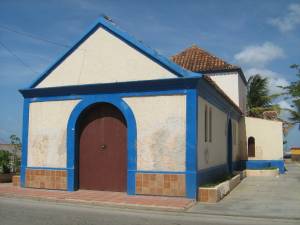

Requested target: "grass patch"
[{"left": 250, "top": 167, "right": 278, "bottom": 170}]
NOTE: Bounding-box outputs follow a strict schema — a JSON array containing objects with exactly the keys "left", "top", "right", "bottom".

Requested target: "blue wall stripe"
[
  {"left": 21, "top": 77, "right": 198, "bottom": 98},
  {"left": 26, "top": 167, "right": 67, "bottom": 171},
  {"left": 197, "top": 163, "right": 229, "bottom": 186},
  {"left": 20, "top": 99, "right": 29, "bottom": 187},
  {"left": 241, "top": 160, "right": 285, "bottom": 174},
  {"left": 135, "top": 170, "right": 186, "bottom": 174}
]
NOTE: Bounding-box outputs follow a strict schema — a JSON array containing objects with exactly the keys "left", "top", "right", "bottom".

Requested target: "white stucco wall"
[
  {"left": 124, "top": 95, "right": 186, "bottom": 171},
  {"left": 207, "top": 72, "right": 239, "bottom": 106},
  {"left": 27, "top": 95, "right": 186, "bottom": 171},
  {"left": 242, "top": 117, "right": 283, "bottom": 160},
  {"left": 206, "top": 72, "right": 247, "bottom": 114},
  {"left": 37, "top": 27, "right": 176, "bottom": 88},
  {"left": 27, "top": 100, "right": 80, "bottom": 167},
  {"left": 197, "top": 97, "right": 228, "bottom": 170}
]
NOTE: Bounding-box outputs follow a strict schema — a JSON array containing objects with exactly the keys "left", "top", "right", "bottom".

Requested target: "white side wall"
[
  {"left": 206, "top": 72, "right": 247, "bottom": 114},
  {"left": 243, "top": 117, "right": 283, "bottom": 160},
  {"left": 124, "top": 95, "right": 186, "bottom": 171},
  {"left": 197, "top": 96, "right": 228, "bottom": 170},
  {"left": 207, "top": 72, "right": 239, "bottom": 107},
  {"left": 27, "top": 100, "right": 80, "bottom": 167},
  {"left": 37, "top": 27, "right": 176, "bottom": 88}
]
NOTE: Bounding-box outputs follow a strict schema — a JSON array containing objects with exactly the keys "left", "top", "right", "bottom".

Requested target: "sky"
[{"left": 0, "top": 0, "right": 299, "bottom": 146}]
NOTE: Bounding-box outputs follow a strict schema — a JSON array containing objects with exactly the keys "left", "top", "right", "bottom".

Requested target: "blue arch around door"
[{"left": 66, "top": 96, "right": 137, "bottom": 195}]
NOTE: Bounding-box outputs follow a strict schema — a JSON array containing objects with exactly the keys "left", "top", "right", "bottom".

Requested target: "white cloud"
[
  {"left": 234, "top": 42, "right": 284, "bottom": 67},
  {"left": 244, "top": 68, "right": 289, "bottom": 94},
  {"left": 268, "top": 3, "right": 300, "bottom": 32}
]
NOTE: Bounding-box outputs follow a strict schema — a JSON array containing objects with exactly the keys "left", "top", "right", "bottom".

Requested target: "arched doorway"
[
  {"left": 248, "top": 137, "right": 255, "bottom": 157},
  {"left": 77, "top": 103, "right": 128, "bottom": 192}
]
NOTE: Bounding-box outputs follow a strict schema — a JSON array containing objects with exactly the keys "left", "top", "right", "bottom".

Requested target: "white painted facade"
[
  {"left": 206, "top": 72, "right": 247, "bottom": 113},
  {"left": 27, "top": 100, "right": 80, "bottom": 167},
  {"left": 37, "top": 27, "right": 176, "bottom": 88},
  {"left": 240, "top": 117, "right": 283, "bottom": 160},
  {"left": 124, "top": 95, "right": 186, "bottom": 171},
  {"left": 27, "top": 95, "right": 186, "bottom": 171}
]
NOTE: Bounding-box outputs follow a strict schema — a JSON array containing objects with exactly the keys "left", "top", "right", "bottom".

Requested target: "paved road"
[
  {"left": 0, "top": 162, "right": 299, "bottom": 225},
  {"left": 0, "top": 196, "right": 298, "bottom": 225},
  {"left": 189, "top": 162, "right": 300, "bottom": 220}
]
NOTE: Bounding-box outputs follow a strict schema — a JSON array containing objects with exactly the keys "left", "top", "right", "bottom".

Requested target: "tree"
[
  {"left": 247, "top": 74, "right": 279, "bottom": 117},
  {"left": 10, "top": 135, "right": 21, "bottom": 173},
  {"left": 0, "top": 150, "right": 11, "bottom": 173},
  {"left": 283, "top": 65, "right": 300, "bottom": 123}
]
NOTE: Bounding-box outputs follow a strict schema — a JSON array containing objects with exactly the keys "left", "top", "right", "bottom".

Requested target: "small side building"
[{"left": 239, "top": 117, "right": 284, "bottom": 173}]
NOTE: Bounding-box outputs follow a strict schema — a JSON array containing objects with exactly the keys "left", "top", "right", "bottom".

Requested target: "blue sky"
[{"left": 0, "top": 0, "right": 299, "bottom": 145}]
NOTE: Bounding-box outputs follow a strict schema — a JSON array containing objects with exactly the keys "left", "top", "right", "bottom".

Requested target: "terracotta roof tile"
[{"left": 171, "top": 45, "right": 239, "bottom": 72}]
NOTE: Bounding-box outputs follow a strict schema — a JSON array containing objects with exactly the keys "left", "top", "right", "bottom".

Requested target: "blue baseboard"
[
  {"left": 197, "top": 164, "right": 229, "bottom": 186},
  {"left": 241, "top": 160, "right": 285, "bottom": 174}
]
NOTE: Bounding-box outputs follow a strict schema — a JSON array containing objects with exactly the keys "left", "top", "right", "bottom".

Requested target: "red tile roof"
[{"left": 171, "top": 45, "right": 239, "bottom": 72}]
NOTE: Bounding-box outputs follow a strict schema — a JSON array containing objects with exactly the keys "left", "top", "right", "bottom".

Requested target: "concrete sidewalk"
[
  {"left": 188, "top": 162, "right": 300, "bottom": 220},
  {"left": 0, "top": 183, "right": 194, "bottom": 211}
]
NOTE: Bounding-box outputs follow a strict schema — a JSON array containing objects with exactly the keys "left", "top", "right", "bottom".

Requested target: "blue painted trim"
[
  {"left": 29, "top": 16, "right": 198, "bottom": 88},
  {"left": 204, "top": 68, "right": 247, "bottom": 86},
  {"left": 27, "top": 90, "right": 186, "bottom": 103},
  {"left": 232, "top": 160, "right": 242, "bottom": 171},
  {"left": 185, "top": 89, "right": 198, "bottom": 199},
  {"left": 66, "top": 96, "right": 137, "bottom": 195},
  {"left": 20, "top": 77, "right": 199, "bottom": 98},
  {"left": 135, "top": 170, "right": 186, "bottom": 174},
  {"left": 241, "top": 160, "right": 285, "bottom": 174},
  {"left": 20, "top": 99, "right": 29, "bottom": 187},
  {"left": 197, "top": 79, "right": 241, "bottom": 121},
  {"left": 26, "top": 167, "right": 67, "bottom": 171},
  {"left": 197, "top": 163, "right": 228, "bottom": 186},
  {"left": 227, "top": 118, "right": 233, "bottom": 173}
]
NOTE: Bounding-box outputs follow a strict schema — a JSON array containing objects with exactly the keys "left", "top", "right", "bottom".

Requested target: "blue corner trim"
[
  {"left": 185, "top": 89, "right": 198, "bottom": 199},
  {"left": 20, "top": 99, "right": 29, "bottom": 187},
  {"left": 66, "top": 96, "right": 137, "bottom": 194},
  {"left": 28, "top": 16, "right": 199, "bottom": 88},
  {"left": 241, "top": 160, "right": 285, "bottom": 174}
]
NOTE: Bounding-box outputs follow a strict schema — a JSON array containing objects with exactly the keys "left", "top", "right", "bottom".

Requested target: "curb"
[{"left": 0, "top": 193, "right": 196, "bottom": 212}]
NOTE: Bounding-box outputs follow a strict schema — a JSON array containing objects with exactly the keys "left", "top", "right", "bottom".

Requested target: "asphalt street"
[{"left": 0, "top": 196, "right": 298, "bottom": 225}]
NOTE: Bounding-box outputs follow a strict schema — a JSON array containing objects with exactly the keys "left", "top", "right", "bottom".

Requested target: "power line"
[
  {"left": 0, "top": 40, "right": 37, "bottom": 74},
  {"left": 0, "top": 24, "right": 70, "bottom": 48}
]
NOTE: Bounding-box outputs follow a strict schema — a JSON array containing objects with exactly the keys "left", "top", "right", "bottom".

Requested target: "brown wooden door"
[{"left": 78, "top": 103, "right": 127, "bottom": 192}]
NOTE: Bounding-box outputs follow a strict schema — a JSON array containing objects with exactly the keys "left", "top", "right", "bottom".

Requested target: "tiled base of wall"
[
  {"left": 136, "top": 173, "right": 185, "bottom": 197},
  {"left": 25, "top": 169, "right": 67, "bottom": 190}
]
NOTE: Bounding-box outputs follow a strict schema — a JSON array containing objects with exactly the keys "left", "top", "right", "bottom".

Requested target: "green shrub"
[{"left": 0, "top": 150, "right": 11, "bottom": 174}]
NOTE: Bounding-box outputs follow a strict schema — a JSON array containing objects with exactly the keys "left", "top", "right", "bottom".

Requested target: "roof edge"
[
  {"left": 201, "top": 67, "right": 247, "bottom": 85},
  {"left": 28, "top": 16, "right": 200, "bottom": 88}
]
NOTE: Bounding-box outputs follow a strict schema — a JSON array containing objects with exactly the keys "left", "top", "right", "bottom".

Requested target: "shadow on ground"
[{"left": 188, "top": 162, "right": 300, "bottom": 219}]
